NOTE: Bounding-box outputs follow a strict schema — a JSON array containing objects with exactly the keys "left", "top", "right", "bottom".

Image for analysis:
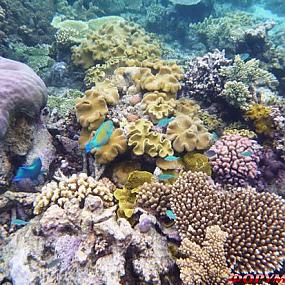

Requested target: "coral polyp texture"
[
  {"left": 170, "top": 171, "right": 285, "bottom": 274},
  {"left": 209, "top": 134, "right": 262, "bottom": 186},
  {"left": 33, "top": 172, "right": 115, "bottom": 215},
  {"left": 0, "top": 57, "right": 47, "bottom": 138}
]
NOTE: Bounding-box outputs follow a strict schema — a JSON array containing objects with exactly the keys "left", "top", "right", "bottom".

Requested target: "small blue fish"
[
  {"left": 12, "top": 158, "right": 42, "bottom": 183},
  {"left": 157, "top": 117, "right": 174, "bottom": 127},
  {"left": 164, "top": 155, "right": 179, "bottom": 161},
  {"left": 166, "top": 210, "right": 177, "bottom": 220},
  {"left": 85, "top": 120, "right": 114, "bottom": 153},
  {"left": 204, "top": 150, "right": 216, "bottom": 158},
  {"left": 211, "top": 132, "right": 219, "bottom": 142},
  {"left": 46, "top": 258, "right": 63, "bottom": 269},
  {"left": 239, "top": 53, "right": 250, "bottom": 61},
  {"left": 11, "top": 218, "right": 29, "bottom": 226},
  {"left": 240, "top": 151, "right": 253, "bottom": 157},
  {"left": 158, "top": 174, "right": 176, "bottom": 180}
]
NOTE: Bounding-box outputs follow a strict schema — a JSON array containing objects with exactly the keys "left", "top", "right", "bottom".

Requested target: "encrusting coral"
[
  {"left": 170, "top": 171, "right": 285, "bottom": 274},
  {"left": 182, "top": 152, "right": 212, "bottom": 176},
  {"left": 177, "top": 225, "right": 230, "bottom": 285},
  {"left": 0, "top": 57, "right": 47, "bottom": 138},
  {"left": 166, "top": 115, "right": 211, "bottom": 153},
  {"left": 33, "top": 172, "right": 115, "bottom": 215}
]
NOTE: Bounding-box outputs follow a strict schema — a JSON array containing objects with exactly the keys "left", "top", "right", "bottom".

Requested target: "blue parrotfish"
[
  {"left": 211, "top": 132, "right": 219, "bottom": 142},
  {"left": 240, "top": 150, "right": 253, "bottom": 157},
  {"left": 85, "top": 120, "right": 115, "bottom": 153},
  {"left": 164, "top": 155, "right": 179, "bottom": 161},
  {"left": 12, "top": 157, "right": 42, "bottom": 183},
  {"left": 166, "top": 210, "right": 177, "bottom": 220},
  {"left": 158, "top": 174, "right": 176, "bottom": 180},
  {"left": 157, "top": 117, "right": 175, "bottom": 127},
  {"left": 11, "top": 218, "right": 29, "bottom": 226}
]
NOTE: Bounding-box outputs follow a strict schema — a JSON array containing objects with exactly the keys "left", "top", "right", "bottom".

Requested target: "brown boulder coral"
[
  {"left": 0, "top": 57, "right": 47, "bottom": 138},
  {"left": 170, "top": 171, "right": 285, "bottom": 273},
  {"left": 167, "top": 115, "right": 211, "bottom": 152}
]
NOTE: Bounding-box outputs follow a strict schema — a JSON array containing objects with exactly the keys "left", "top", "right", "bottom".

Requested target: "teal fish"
[
  {"left": 12, "top": 158, "right": 42, "bottom": 182},
  {"left": 85, "top": 120, "right": 114, "bottom": 153},
  {"left": 239, "top": 53, "right": 250, "bottom": 61},
  {"left": 240, "top": 151, "right": 253, "bottom": 157},
  {"left": 46, "top": 258, "right": 63, "bottom": 269},
  {"left": 11, "top": 219, "right": 29, "bottom": 226},
  {"left": 211, "top": 132, "right": 219, "bottom": 142},
  {"left": 204, "top": 150, "right": 216, "bottom": 158},
  {"left": 164, "top": 155, "right": 179, "bottom": 161},
  {"left": 166, "top": 210, "right": 177, "bottom": 220},
  {"left": 157, "top": 117, "right": 174, "bottom": 127},
  {"left": 158, "top": 174, "right": 176, "bottom": 180}
]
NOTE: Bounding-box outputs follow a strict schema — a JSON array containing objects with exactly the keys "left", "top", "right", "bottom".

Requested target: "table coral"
[
  {"left": 0, "top": 57, "right": 47, "bottom": 138},
  {"left": 209, "top": 134, "right": 262, "bottom": 186},
  {"left": 177, "top": 225, "right": 230, "bottom": 285},
  {"left": 33, "top": 172, "right": 115, "bottom": 215},
  {"left": 170, "top": 171, "right": 285, "bottom": 273},
  {"left": 166, "top": 115, "right": 211, "bottom": 153}
]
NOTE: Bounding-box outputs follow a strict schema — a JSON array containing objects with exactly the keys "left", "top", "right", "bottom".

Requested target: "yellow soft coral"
[
  {"left": 223, "top": 128, "right": 257, "bottom": 138},
  {"left": 76, "top": 91, "right": 108, "bottom": 131},
  {"left": 167, "top": 115, "right": 211, "bottom": 152},
  {"left": 90, "top": 128, "right": 127, "bottom": 164},
  {"left": 112, "top": 161, "right": 141, "bottom": 186},
  {"left": 182, "top": 152, "right": 212, "bottom": 176},
  {"left": 94, "top": 79, "right": 119, "bottom": 105},
  {"left": 245, "top": 104, "right": 273, "bottom": 135},
  {"left": 114, "top": 170, "right": 154, "bottom": 218},
  {"left": 175, "top": 98, "right": 200, "bottom": 116},
  {"left": 141, "top": 91, "right": 176, "bottom": 122}
]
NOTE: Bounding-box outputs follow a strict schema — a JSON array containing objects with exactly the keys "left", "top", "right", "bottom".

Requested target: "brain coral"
[
  {"left": 0, "top": 57, "right": 47, "bottom": 138},
  {"left": 72, "top": 19, "right": 161, "bottom": 69},
  {"left": 166, "top": 115, "right": 211, "bottom": 152},
  {"left": 170, "top": 171, "right": 285, "bottom": 273},
  {"left": 209, "top": 134, "right": 262, "bottom": 186}
]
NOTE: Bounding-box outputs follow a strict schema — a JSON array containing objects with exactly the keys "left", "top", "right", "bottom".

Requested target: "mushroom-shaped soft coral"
[
  {"left": 91, "top": 128, "right": 127, "bottom": 164},
  {"left": 75, "top": 90, "right": 108, "bottom": 131},
  {"left": 141, "top": 91, "right": 176, "bottom": 122},
  {"left": 167, "top": 115, "right": 211, "bottom": 152}
]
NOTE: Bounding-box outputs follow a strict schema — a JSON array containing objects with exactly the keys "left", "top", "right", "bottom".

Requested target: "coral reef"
[
  {"left": 209, "top": 134, "right": 262, "bottom": 186},
  {"left": 170, "top": 171, "right": 285, "bottom": 273},
  {"left": 166, "top": 115, "right": 211, "bottom": 153}
]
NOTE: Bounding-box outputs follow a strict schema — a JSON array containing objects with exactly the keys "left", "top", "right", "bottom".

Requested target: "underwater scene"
[{"left": 1, "top": 0, "right": 285, "bottom": 284}]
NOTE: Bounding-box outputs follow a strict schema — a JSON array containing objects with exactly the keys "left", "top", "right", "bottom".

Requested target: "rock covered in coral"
[
  {"left": 1, "top": 191, "right": 175, "bottom": 285},
  {"left": 0, "top": 57, "right": 47, "bottom": 138},
  {"left": 170, "top": 171, "right": 285, "bottom": 274},
  {"left": 209, "top": 134, "right": 262, "bottom": 186}
]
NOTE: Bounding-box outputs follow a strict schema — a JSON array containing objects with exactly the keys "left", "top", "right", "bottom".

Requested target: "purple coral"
[
  {"left": 181, "top": 50, "right": 231, "bottom": 100},
  {"left": 0, "top": 57, "right": 47, "bottom": 138},
  {"left": 209, "top": 134, "right": 262, "bottom": 186}
]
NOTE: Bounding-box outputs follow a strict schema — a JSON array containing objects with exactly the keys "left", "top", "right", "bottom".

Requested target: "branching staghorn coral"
[
  {"left": 177, "top": 225, "right": 230, "bottom": 285},
  {"left": 166, "top": 115, "right": 211, "bottom": 153},
  {"left": 170, "top": 171, "right": 285, "bottom": 273},
  {"left": 34, "top": 172, "right": 115, "bottom": 215}
]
